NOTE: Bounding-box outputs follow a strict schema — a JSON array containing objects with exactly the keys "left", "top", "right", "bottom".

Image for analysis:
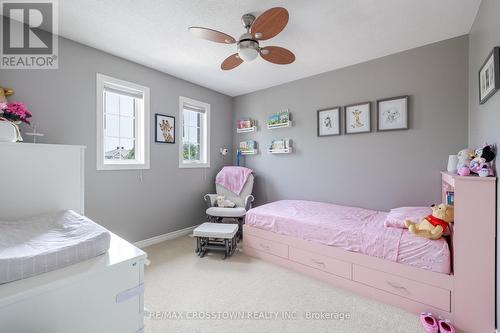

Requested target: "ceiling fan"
[{"left": 188, "top": 7, "right": 295, "bottom": 70}]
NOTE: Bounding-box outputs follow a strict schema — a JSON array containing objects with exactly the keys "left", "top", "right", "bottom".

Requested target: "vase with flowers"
[{"left": 0, "top": 102, "right": 32, "bottom": 142}]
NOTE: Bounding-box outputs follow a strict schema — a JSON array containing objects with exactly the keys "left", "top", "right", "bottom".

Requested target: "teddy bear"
[
  {"left": 469, "top": 144, "right": 495, "bottom": 177},
  {"left": 0, "top": 87, "right": 14, "bottom": 103},
  {"left": 216, "top": 196, "right": 236, "bottom": 208},
  {"left": 404, "top": 204, "right": 454, "bottom": 240}
]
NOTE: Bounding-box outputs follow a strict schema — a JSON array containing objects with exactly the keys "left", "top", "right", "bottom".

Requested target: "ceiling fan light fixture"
[{"left": 237, "top": 40, "right": 259, "bottom": 62}]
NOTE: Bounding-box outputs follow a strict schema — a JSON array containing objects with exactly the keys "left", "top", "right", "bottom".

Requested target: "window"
[
  {"left": 96, "top": 73, "right": 150, "bottom": 170},
  {"left": 179, "top": 96, "right": 210, "bottom": 168}
]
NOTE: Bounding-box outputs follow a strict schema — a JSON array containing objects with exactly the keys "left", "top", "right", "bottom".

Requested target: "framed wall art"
[
  {"left": 344, "top": 102, "right": 371, "bottom": 134},
  {"left": 377, "top": 95, "right": 409, "bottom": 131},
  {"left": 317, "top": 107, "right": 341, "bottom": 137}
]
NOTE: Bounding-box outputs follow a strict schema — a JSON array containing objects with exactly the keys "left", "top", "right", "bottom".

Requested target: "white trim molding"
[
  {"left": 133, "top": 225, "right": 199, "bottom": 249},
  {"left": 178, "top": 96, "right": 211, "bottom": 169}
]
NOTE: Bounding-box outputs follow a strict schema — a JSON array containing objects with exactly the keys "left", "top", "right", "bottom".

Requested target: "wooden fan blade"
[
  {"left": 188, "top": 27, "right": 236, "bottom": 44},
  {"left": 221, "top": 53, "right": 243, "bottom": 70},
  {"left": 251, "top": 7, "right": 289, "bottom": 40},
  {"left": 260, "top": 46, "right": 295, "bottom": 65}
]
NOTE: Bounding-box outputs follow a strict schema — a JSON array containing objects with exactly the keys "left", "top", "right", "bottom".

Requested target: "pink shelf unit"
[
  {"left": 441, "top": 171, "right": 496, "bottom": 333},
  {"left": 243, "top": 172, "right": 497, "bottom": 333}
]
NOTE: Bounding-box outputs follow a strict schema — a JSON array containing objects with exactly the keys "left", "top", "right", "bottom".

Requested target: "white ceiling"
[{"left": 58, "top": 0, "right": 481, "bottom": 97}]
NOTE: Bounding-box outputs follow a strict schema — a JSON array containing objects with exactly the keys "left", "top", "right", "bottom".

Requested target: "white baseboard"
[{"left": 134, "top": 225, "right": 198, "bottom": 249}]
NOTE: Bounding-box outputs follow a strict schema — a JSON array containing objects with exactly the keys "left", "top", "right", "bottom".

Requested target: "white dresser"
[{"left": 0, "top": 143, "right": 146, "bottom": 333}]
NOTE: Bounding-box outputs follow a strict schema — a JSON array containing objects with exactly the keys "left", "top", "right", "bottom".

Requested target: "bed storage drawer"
[
  {"left": 244, "top": 235, "right": 289, "bottom": 258},
  {"left": 352, "top": 265, "right": 450, "bottom": 311},
  {"left": 289, "top": 247, "right": 351, "bottom": 279}
]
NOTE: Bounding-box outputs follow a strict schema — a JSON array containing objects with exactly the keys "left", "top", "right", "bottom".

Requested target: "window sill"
[
  {"left": 97, "top": 163, "right": 150, "bottom": 171},
  {"left": 179, "top": 162, "right": 210, "bottom": 169}
]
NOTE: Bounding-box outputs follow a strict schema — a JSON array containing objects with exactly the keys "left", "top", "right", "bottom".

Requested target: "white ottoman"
[{"left": 193, "top": 223, "right": 239, "bottom": 259}]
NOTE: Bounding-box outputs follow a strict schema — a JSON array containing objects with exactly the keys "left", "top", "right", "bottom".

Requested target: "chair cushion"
[
  {"left": 193, "top": 222, "right": 238, "bottom": 238},
  {"left": 206, "top": 207, "right": 246, "bottom": 218}
]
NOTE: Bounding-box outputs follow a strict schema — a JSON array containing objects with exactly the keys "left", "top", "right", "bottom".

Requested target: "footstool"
[{"left": 193, "top": 223, "right": 239, "bottom": 259}]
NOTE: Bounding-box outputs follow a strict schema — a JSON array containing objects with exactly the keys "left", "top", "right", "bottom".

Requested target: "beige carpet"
[{"left": 144, "top": 235, "right": 429, "bottom": 333}]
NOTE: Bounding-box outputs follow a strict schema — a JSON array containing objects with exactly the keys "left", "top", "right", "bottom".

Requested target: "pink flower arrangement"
[{"left": 0, "top": 102, "right": 32, "bottom": 124}]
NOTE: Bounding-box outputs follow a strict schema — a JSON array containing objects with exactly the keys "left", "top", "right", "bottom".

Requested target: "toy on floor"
[
  {"left": 404, "top": 204, "right": 454, "bottom": 240},
  {"left": 469, "top": 144, "right": 495, "bottom": 177}
]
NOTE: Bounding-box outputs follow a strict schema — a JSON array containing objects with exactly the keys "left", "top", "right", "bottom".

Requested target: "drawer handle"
[
  {"left": 259, "top": 243, "right": 270, "bottom": 250},
  {"left": 311, "top": 259, "right": 326, "bottom": 268},
  {"left": 386, "top": 281, "right": 409, "bottom": 294}
]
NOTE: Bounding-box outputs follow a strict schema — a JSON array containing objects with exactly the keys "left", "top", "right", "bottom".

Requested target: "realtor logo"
[{"left": 1, "top": 0, "right": 58, "bottom": 69}]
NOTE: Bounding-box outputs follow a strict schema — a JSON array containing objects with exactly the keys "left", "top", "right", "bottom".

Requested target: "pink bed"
[{"left": 245, "top": 200, "right": 451, "bottom": 274}]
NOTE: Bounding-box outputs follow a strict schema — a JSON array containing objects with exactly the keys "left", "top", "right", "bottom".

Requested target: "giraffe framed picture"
[
  {"left": 344, "top": 102, "right": 371, "bottom": 134},
  {"left": 155, "top": 114, "right": 175, "bottom": 144}
]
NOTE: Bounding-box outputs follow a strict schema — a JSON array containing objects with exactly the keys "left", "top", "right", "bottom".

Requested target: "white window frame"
[
  {"left": 96, "top": 73, "right": 150, "bottom": 171},
  {"left": 179, "top": 96, "right": 210, "bottom": 168}
]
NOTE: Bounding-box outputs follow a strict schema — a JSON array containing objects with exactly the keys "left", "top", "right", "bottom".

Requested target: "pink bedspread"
[{"left": 246, "top": 200, "right": 450, "bottom": 274}]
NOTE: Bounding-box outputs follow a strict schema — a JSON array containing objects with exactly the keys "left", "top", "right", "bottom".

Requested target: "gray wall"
[
  {"left": 233, "top": 36, "right": 469, "bottom": 211},
  {"left": 0, "top": 37, "right": 233, "bottom": 243},
  {"left": 467, "top": 0, "right": 500, "bottom": 325}
]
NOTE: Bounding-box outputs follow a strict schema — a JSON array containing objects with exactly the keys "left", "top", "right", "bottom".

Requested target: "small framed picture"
[
  {"left": 479, "top": 47, "right": 500, "bottom": 104},
  {"left": 155, "top": 114, "right": 175, "bottom": 144},
  {"left": 317, "top": 107, "right": 341, "bottom": 137},
  {"left": 344, "top": 102, "right": 371, "bottom": 134},
  {"left": 377, "top": 96, "right": 409, "bottom": 131}
]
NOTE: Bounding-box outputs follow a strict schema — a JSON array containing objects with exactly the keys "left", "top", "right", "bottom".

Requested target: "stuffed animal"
[
  {"left": 216, "top": 196, "right": 236, "bottom": 208},
  {"left": 469, "top": 144, "right": 496, "bottom": 177},
  {"left": 404, "top": 204, "right": 454, "bottom": 240},
  {"left": 456, "top": 149, "right": 475, "bottom": 170},
  {"left": 0, "top": 87, "right": 14, "bottom": 103}
]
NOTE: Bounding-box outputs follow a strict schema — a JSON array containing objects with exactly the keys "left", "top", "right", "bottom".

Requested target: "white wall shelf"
[
  {"left": 241, "top": 149, "right": 259, "bottom": 155},
  {"left": 267, "top": 121, "right": 292, "bottom": 130},
  {"left": 236, "top": 126, "right": 256, "bottom": 133},
  {"left": 268, "top": 148, "right": 293, "bottom": 154}
]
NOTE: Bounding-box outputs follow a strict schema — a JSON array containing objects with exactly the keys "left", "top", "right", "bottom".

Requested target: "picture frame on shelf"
[
  {"left": 344, "top": 102, "right": 371, "bottom": 134},
  {"left": 317, "top": 107, "right": 341, "bottom": 137},
  {"left": 377, "top": 96, "right": 409, "bottom": 132},
  {"left": 479, "top": 47, "right": 500, "bottom": 104},
  {"left": 155, "top": 113, "right": 175, "bottom": 144}
]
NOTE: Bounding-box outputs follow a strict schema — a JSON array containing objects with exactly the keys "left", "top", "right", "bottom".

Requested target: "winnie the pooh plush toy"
[{"left": 404, "top": 204, "right": 454, "bottom": 240}]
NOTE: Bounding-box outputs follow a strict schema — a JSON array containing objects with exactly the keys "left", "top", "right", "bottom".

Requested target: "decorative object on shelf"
[
  {"left": 268, "top": 138, "right": 292, "bottom": 154},
  {"left": 25, "top": 124, "right": 45, "bottom": 143},
  {"left": 239, "top": 140, "right": 258, "bottom": 155},
  {"left": 377, "top": 96, "right": 409, "bottom": 131},
  {"left": 155, "top": 113, "right": 175, "bottom": 144},
  {"left": 344, "top": 102, "right": 371, "bottom": 134},
  {"left": 0, "top": 88, "right": 32, "bottom": 142},
  {"left": 456, "top": 148, "right": 475, "bottom": 172},
  {"left": 267, "top": 109, "right": 292, "bottom": 129},
  {"left": 479, "top": 47, "right": 499, "bottom": 104},
  {"left": 469, "top": 143, "right": 496, "bottom": 177},
  {"left": 237, "top": 118, "right": 256, "bottom": 133},
  {"left": 0, "top": 87, "right": 14, "bottom": 103},
  {"left": 446, "top": 191, "right": 455, "bottom": 206},
  {"left": 447, "top": 154, "right": 458, "bottom": 173},
  {"left": 317, "top": 107, "right": 340, "bottom": 137}
]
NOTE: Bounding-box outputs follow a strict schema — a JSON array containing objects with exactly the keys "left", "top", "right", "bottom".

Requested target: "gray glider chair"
[{"left": 204, "top": 174, "right": 255, "bottom": 240}]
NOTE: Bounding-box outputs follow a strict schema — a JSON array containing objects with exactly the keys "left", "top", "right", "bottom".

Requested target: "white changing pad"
[{"left": 0, "top": 210, "right": 111, "bottom": 284}]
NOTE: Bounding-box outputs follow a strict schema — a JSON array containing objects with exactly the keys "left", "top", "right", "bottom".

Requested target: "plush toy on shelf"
[
  {"left": 457, "top": 148, "right": 475, "bottom": 171},
  {"left": 469, "top": 144, "right": 496, "bottom": 177},
  {"left": 404, "top": 204, "right": 454, "bottom": 240}
]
